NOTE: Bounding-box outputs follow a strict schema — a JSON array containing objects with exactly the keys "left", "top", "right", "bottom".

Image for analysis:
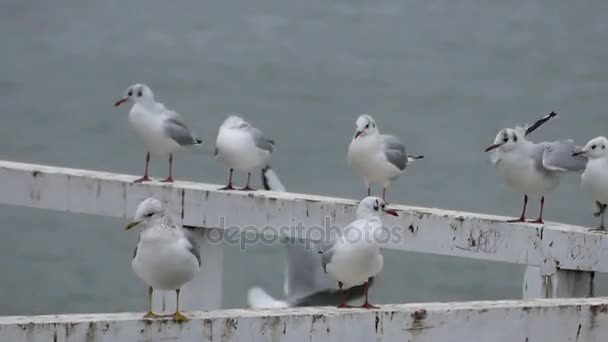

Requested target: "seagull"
[
  {"left": 114, "top": 83, "right": 202, "bottom": 183},
  {"left": 126, "top": 198, "right": 201, "bottom": 321},
  {"left": 573, "top": 136, "right": 608, "bottom": 230},
  {"left": 319, "top": 196, "right": 397, "bottom": 309},
  {"left": 215, "top": 115, "right": 274, "bottom": 190},
  {"left": 247, "top": 167, "right": 375, "bottom": 308},
  {"left": 484, "top": 112, "right": 587, "bottom": 223},
  {"left": 347, "top": 114, "right": 423, "bottom": 202}
]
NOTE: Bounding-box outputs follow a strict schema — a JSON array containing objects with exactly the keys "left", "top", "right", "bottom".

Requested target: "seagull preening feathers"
[
  {"left": 215, "top": 115, "right": 274, "bottom": 190},
  {"left": 114, "top": 83, "right": 202, "bottom": 183}
]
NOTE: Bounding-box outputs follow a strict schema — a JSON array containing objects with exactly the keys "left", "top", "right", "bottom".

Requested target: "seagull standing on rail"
[
  {"left": 319, "top": 196, "right": 397, "bottom": 309},
  {"left": 484, "top": 112, "right": 587, "bottom": 223},
  {"left": 215, "top": 115, "right": 274, "bottom": 190},
  {"left": 573, "top": 136, "right": 608, "bottom": 230},
  {"left": 347, "top": 114, "right": 423, "bottom": 202},
  {"left": 126, "top": 198, "right": 201, "bottom": 321},
  {"left": 114, "top": 83, "right": 202, "bottom": 183}
]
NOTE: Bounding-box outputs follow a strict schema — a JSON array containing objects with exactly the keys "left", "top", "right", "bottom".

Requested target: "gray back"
[{"left": 382, "top": 135, "right": 407, "bottom": 170}]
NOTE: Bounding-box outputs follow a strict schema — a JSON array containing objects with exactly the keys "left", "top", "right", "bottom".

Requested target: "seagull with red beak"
[
  {"left": 347, "top": 114, "right": 422, "bottom": 202},
  {"left": 319, "top": 196, "right": 398, "bottom": 309},
  {"left": 573, "top": 136, "right": 608, "bottom": 230},
  {"left": 114, "top": 83, "right": 202, "bottom": 183},
  {"left": 484, "top": 112, "right": 586, "bottom": 223}
]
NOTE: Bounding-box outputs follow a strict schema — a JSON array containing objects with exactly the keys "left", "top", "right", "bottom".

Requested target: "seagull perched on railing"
[
  {"left": 114, "top": 83, "right": 202, "bottom": 183},
  {"left": 319, "top": 196, "right": 397, "bottom": 309},
  {"left": 126, "top": 198, "right": 201, "bottom": 321},
  {"left": 347, "top": 114, "right": 423, "bottom": 202},
  {"left": 247, "top": 168, "right": 375, "bottom": 309},
  {"left": 484, "top": 112, "right": 587, "bottom": 223},
  {"left": 573, "top": 136, "right": 608, "bottom": 230},
  {"left": 215, "top": 115, "right": 274, "bottom": 190}
]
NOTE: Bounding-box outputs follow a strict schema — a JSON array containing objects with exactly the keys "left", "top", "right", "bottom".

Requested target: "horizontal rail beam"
[
  {"left": 1, "top": 298, "right": 608, "bottom": 341},
  {"left": 0, "top": 160, "right": 606, "bottom": 272}
]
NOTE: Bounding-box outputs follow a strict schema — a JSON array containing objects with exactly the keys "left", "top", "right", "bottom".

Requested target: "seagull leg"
[
  {"left": 591, "top": 202, "right": 607, "bottom": 231},
  {"left": 134, "top": 152, "right": 151, "bottom": 183},
  {"left": 241, "top": 172, "right": 255, "bottom": 191},
  {"left": 507, "top": 195, "right": 528, "bottom": 222},
  {"left": 359, "top": 280, "right": 378, "bottom": 309},
  {"left": 219, "top": 169, "right": 235, "bottom": 190},
  {"left": 337, "top": 282, "right": 353, "bottom": 308},
  {"left": 160, "top": 154, "right": 174, "bottom": 183},
  {"left": 172, "top": 289, "right": 189, "bottom": 322},
  {"left": 143, "top": 286, "right": 159, "bottom": 319},
  {"left": 529, "top": 196, "right": 545, "bottom": 224}
]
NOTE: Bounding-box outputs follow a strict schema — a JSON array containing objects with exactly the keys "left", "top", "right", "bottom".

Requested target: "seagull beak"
[
  {"left": 484, "top": 143, "right": 503, "bottom": 152},
  {"left": 114, "top": 97, "right": 129, "bottom": 107},
  {"left": 572, "top": 151, "right": 586, "bottom": 157},
  {"left": 125, "top": 221, "right": 141, "bottom": 230},
  {"left": 384, "top": 208, "right": 399, "bottom": 216},
  {"left": 354, "top": 130, "right": 363, "bottom": 139}
]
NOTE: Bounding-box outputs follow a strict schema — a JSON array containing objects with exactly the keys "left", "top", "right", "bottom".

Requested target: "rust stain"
[
  {"left": 96, "top": 182, "right": 102, "bottom": 198},
  {"left": 222, "top": 318, "right": 238, "bottom": 339},
  {"left": 407, "top": 309, "right": 428, "bottom": 333}
]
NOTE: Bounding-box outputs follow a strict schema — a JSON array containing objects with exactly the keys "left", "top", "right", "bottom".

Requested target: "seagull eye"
[
  {"left": 137, "top": 90, "right": 143, "bottom": 97},
  {"left": 592, "top": 145, "right": 597, "bottom": 150},
  {"left": 603, "top": 145, "right": 606, "bottom": 150},
  {"left": 144, "top": 212, "right": 154, "bottom": 218},
  {"left": 128, "top": 90, "right": 133, "bottom": 96},
  {"left": 365, "top": 124, "right": 370, "bottom": 129},
  {"left": 513, "top": 135, "right": 518, "bottom": 142},
  {"left": 503, "top": 137, "right": 509, "bottom": 143}
]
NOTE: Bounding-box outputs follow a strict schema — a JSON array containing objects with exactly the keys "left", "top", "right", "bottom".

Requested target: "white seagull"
[
  {"left": 215, "top": 115, "right": 274, "bottom": 190},
  {"left": 485, "top": 112, "right": 587, "bottom": 223},
  {"left": 247, "top": 167, "right": 376, "bottom": 309},
  {"left": 114, "top": 83, "right": 202, "bottom": 183},
  {"left": 319, "top": 196, "right": 398, "bottom": 309},
  {"left": 347, "top": 114, "right": 423, "bottom": 202},
  {"left": 573, "top": 136, "right": 608, "bottom": 230},
  {"left": 126, "top": 198, "right": 201, "bottom": 321}
]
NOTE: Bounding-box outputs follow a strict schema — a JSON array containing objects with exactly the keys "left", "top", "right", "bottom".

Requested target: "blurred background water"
[{"left": 1, "top": 0, "right": 607, "bottom": 315}]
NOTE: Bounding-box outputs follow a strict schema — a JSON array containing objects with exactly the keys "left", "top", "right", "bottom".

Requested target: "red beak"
[
  {"left": 384, "top": 208, "right": 398, "bottom": 216},
  {"left": 114, "top": 97, "right": 129, "bottom": 107},
  {"left": 484, "top": 143, "right": 503, "bottom": 152}
]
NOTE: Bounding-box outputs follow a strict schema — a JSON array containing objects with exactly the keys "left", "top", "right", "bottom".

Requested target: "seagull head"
[
  {"left": 357, "top": 196, "right": 398, "bottom": 219},
  {"left": 353, "top": 114, "right": 379, "bottom": 139},
  {"left": 114, "top": 83, "right": 155, "bottom": 107},
  {"left": 220, "top": 115, "right": 246, "bottom": 130},
  {"left": 574, "top": 136, "right": 608, "bottom": 159},
  {"left": 126, "top": 198, "right": 166, "bottom": 230},
  {"left": 485, "top": 128, "right": 524, "bottom": 153}
]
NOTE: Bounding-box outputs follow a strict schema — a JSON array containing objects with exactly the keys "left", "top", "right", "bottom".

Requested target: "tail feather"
[
  {"left": 247, "top": 287, "right": 289, "bottom": 309},
  {"left": 407, "top": 155, "right": 424, "bottom": 163},
  {"left": 261, "top": 166, "right": 286, "bottom": 192}
]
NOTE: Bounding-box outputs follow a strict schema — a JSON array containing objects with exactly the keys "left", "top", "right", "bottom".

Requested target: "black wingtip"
[{"left": 195, "top": 139, "right": 203, "bottom": 144}]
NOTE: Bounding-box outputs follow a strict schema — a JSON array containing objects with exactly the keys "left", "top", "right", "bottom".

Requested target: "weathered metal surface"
[
  {"left": 0, "top": 298, "right": 607, "bottom": 341},
  {"left": 523, "top": 266, "right": 594, "bottom": 299},
  {"left": 0, "top": 160, "right": 605, "bottom": 273}
]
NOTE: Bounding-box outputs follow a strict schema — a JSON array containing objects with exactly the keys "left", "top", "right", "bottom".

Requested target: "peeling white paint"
[{"left": 1, "top": 298, "right": 607, "bottom": 341}]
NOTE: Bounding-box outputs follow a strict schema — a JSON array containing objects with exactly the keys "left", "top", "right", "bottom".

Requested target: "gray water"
[{"left": 1, "top": 0, "right": 608, "bottom": 315}]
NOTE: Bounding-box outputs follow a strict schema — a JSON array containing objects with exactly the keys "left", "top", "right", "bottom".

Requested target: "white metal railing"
[{"left": 1, "top": 160, "right": 607, "bottom": 341}]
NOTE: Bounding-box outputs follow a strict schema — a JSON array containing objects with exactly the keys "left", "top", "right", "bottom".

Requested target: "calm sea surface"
[{"left": 1, "top": 0, "right": 608, "bottom": 314}]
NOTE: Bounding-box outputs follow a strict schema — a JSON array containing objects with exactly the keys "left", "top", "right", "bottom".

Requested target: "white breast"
[
  {"left": 132, "top": 227, "right": 199, "bottom": 291},
  {"left": 216, "top": 128, "right": 270, "bottom": 171},
  {"left": 581, "top": 160, "right": 608, "bottom": 204},
  {"left": 129, "top": 104, "right": 183, "bottom": 156},
  {"left": 348, "top": 136, "right": 401, "bottom": 186},
  {"left": 497, "top": 150, "right": 557, "bottom": 195}
]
